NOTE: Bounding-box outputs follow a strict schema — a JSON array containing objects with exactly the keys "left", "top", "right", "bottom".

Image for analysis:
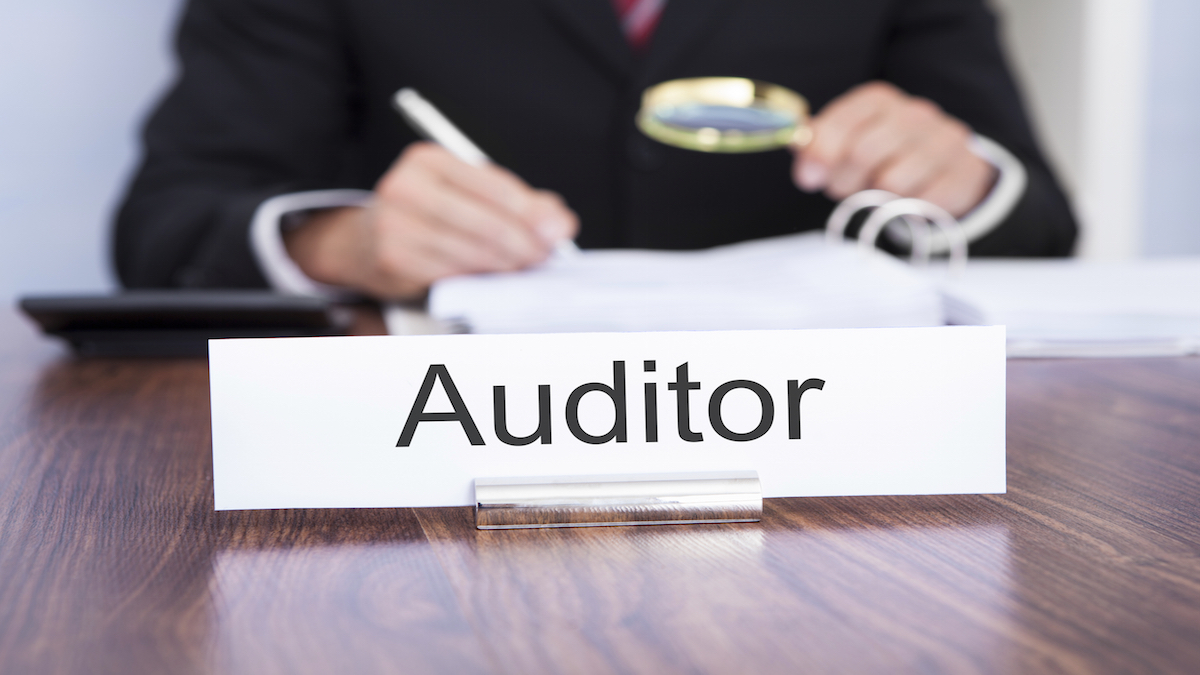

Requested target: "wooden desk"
[{"left": 2, "top": 308, "right": 1198, "bottom": 674}]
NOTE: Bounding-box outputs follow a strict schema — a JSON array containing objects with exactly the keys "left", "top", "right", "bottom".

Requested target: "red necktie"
[{"left": 612, "top": 0, "right": 666, "bottom": 52}]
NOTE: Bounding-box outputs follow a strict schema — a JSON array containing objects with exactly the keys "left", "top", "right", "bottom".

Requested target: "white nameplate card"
[{"left": 209, "top": 326, "right": 1005, "bottom": 510}]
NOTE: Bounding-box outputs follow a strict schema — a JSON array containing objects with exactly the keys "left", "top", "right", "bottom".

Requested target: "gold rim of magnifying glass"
[{"left": 636, "top": 77, "right": 811, "bottom": 153}]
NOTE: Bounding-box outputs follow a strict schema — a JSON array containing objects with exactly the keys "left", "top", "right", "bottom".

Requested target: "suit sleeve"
[
  {"left": 113, "top": 0, "right": 361, "bottom": 288},
  {"left": 881, "top": 0, "right": 1078, "bottom": 256}
]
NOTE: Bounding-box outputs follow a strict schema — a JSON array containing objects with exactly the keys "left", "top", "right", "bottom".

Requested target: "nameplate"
[{"left": 209, "top": 326, "right": 1005, "bottom": 510}]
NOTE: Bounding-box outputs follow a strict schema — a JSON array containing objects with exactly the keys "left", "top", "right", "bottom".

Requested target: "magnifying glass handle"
[{"left": 791, "top": 126, "right": 814, "bottom": 149}]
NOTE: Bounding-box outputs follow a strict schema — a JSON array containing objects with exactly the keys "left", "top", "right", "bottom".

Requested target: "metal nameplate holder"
[{"left": 474, "top": 471, "right": 762, "bottom": 529}]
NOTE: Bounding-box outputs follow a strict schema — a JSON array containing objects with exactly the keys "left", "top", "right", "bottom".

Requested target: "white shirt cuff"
[
  {"left": 249, "top": 189, "right": 374, "bottom": 295},
  {"left": 886, "top": 134, "right": 1028, "bottom": 253}
]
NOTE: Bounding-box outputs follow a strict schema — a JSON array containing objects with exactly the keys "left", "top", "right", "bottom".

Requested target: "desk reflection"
[
  {"left": 200, "top": 504, "right": 1015, "bottom": 675},
  {"left": 208, "top": 542, "right": 487, "bottom": 674},
  {"left": 414, "top": 506, "right": 1013, "bottom": 674}
]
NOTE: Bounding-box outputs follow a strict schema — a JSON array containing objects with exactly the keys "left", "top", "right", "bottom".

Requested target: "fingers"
[
  {"left": 287, "top": 142, "right": 581, "bottom": 300},
  {"left": 826, "top": 97, "right": 945, "bottom": 198},
  {"left": 372, "top": 142, "right": 578, "bottom": 283},
  {"left": 793, "top": 81, "right": 996, "bottom": 217},
  {"left": 337, "top": 200, "right": 543, "bottom": 299},
  {"left": 913, "top": 150, "right": 996, "bottom": 217},
  {"left": 526, "top": 190, "right": 579, "bottom": 245},
  {"left": 384, "top": 163, "right": 543, "bottom": 268},
  {"left": 867, "top": 112, "right": 963, "bottom": 196},
  {"left": 795, "top": 82, "right": 897, "bottom": 191},
  {"left": 393, "top": 143, "right": 576, "bottom": 248}
]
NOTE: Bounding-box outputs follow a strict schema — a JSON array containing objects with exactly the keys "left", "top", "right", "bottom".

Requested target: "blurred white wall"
[
  {"left": 994, "top": 0, "right": 1200, "bottom": 258},
  {"left": 989, "top": 0, "right": 1087, "bottom": 197},
  {"left": 992, "top": 0, "right": 1150, "bottom": 259},
  {"left": 1142, "top": 0, "right": 1200, "bottom": 255},
  {"left": 0, "top": 0, "right": 180, "bottom": 306}
]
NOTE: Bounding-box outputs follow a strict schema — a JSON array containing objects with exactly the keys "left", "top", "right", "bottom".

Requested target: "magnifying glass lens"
[
  {"left": 637, "top": 78, "right": 811, "bottom": 153},
  {"left": 654, "top": 103, "right": 795, "bottom": 133}
]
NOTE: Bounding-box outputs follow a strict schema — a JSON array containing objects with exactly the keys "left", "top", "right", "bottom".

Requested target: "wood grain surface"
[{"left": 1, "top": 309, "right": 1198, "bottom": 674}]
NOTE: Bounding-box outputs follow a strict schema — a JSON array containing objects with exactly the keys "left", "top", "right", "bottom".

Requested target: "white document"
[
  {"left": 210, "top": 326, "right": 1005, "bottom": 510},
  {"left": 940, "top": 258, "right": 1200, "bottom": 357},
  {"left": 412, "top": 233, "right": 1200, "bottom": 360},
  {"left": 425, "top": 232, "right": 943, "bottom": 334}
]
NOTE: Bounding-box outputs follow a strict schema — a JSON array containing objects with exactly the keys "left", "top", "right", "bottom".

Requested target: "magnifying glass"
[{"left": 636, "top": 77, "right": 812, "bottom": 153}]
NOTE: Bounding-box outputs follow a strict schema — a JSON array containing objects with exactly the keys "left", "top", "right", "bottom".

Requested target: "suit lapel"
[
  {"left": 640, "top": 0, "right": 740, "bottom": 85},
  {"left": 534, "top": 0, "right": 634, "bottom": 79}
]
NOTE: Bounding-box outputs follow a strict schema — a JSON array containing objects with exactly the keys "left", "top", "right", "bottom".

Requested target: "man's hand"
[
  {"left": 285, "top": 142, "right": 578, "bottom": 299},
  {"left": 793, "top": 81, "right": 996, "bottom": 218}
]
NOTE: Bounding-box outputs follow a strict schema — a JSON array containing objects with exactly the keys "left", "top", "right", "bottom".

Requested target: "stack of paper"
[
  {"left": 428, "top": 232, "right": 943, "bottom": 334},
  {"left": 940, "top": 259, "right": 1200, "bottom": 357},
  {"left": 409, "top": 232, "right": 1200, "bottom": 359}
]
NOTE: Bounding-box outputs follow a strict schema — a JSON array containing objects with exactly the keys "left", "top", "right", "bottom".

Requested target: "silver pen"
[{"left": 392, "top": 88, "right": 579, "bottom": 256}]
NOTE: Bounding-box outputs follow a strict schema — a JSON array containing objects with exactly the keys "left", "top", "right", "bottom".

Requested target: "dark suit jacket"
[{"left": 114, "top": 0, "right": 1078, "bottom": 289}]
